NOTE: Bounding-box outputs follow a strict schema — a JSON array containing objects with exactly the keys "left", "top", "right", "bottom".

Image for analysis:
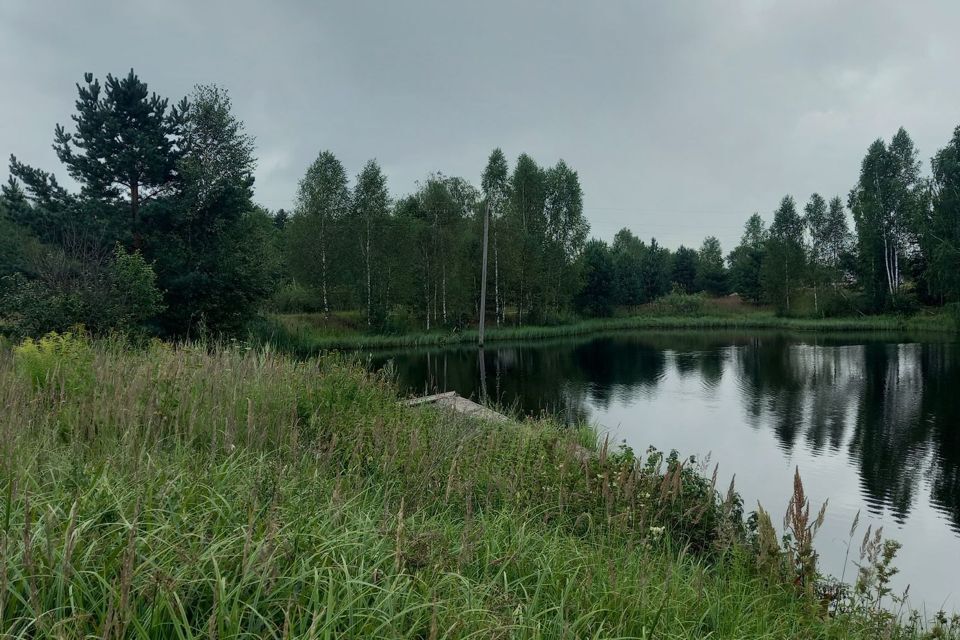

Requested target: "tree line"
[
  {"left": 576, "top": 126, "right": 960, "bottom": 319},
  {"left": 2, "top": 70, "right": 960, "bottom": 339},
  {"left": 281, "top": 148, "right": 588, "bottom": 330}
]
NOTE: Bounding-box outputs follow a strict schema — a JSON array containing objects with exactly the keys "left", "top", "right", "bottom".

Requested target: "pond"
[{"left": 366, "top": 330, "right": 960, "bottom": 613}]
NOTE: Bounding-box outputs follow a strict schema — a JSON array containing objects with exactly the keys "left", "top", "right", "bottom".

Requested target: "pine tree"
[{"left": 50, "top": 70, "right": 185, "bottom": 246}]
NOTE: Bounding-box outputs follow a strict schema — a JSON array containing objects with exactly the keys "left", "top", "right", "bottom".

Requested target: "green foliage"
[
  {"left": 0, "top": 198, "right": 42, "bottom": 278},
  {"left": 107, "top": 245, "right": 164, "bottom": 329},
  {"left": 6, "top": 75, "right": 274, "bottom": 338},
  {"left": 13, "top": 330, "right": 94, "bottom": 392},
  {"left": 671, "top": 245, "right": 699, "bottom": 293},
  {"left": 0, "top": 243, "right": 163, "bottom": 337},
  {"left": 575, "top": 239, "right": 617, "bottom": 316},
  {"left": 286, "top": 150, "right": 351, "bottom": 316},
  {"left": 611, "top": 230, "right": 671, "bottom": 305},
  {"left": 51, "top": 69, "right": 185, "bottom": 245},
  {"left": 695, "top": 235, "right": 729, "bottom": 296},
  {"left": 926, "top": 126, "right": 960, "bottom": 305},
  {"left": 149, "top": 85, "right": 271, "bottom": 335},
  {"left": 762, "top": 196, "right": 807, "bottom": 314},
  {"left": 728, "top": 214, "right": 767, "bottom": 303},
  {"left": 850, "top": 129, "right": 924, "bottom": 311},
  {"left": 543, "top": 160, "right": 588, "bottom": 310},
  {"left": 351, "top": 159, "right": 392, "bottom": 326},
  {"left": 269, "top": 281, "right": 326, "bottom": 313},
  {"left": 650, "top": 288, "right": 708, "bottom": 316}
]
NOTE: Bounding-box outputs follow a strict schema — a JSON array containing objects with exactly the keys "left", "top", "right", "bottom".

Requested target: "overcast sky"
[{"left": 2, "top": 1, "right": 959, "bottom": 249}]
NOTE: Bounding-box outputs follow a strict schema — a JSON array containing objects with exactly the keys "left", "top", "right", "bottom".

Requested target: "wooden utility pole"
[{"left": 479, "top": 200, "right": 490, "bottom": 347}]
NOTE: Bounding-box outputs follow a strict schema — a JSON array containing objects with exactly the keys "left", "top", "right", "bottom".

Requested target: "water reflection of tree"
[
  {"left": 377, "top": 332, "right": 960, "bottom": 532},
  {"left": 733, "top": 337, "right": 960, "bottom": 531},
  {"left": 849, "top": 343, "right": 926, "bottom": 523},
  {"left": 804, "top": 345, "right": 856, "bottom": 453},
  {"left": 570, "top": 337, "right": 667, "bottom": 409},
  {"left": 916, "top": 344, "right": 960, "bottom": 533},
  {"left": 735, "top": 335, "right": 807, "bottom": 451}
]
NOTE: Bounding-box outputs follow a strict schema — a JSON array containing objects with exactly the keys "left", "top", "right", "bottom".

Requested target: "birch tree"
[
  {"left": 352, "top": 160, "right": 390, "bottom": 326},
  {"left": 287, "top": 151, "right": 350, "bottom": 316},
  {"left": 504, "top": 154, "right": 546, "bottom": 324},
  {"left": 481, "top": 149, "right": 509, "bottom": 325},
  {"left": 762, "top": 196, "right": 806, "bottom": 313},
  {"left": 544, "top": 160, "right": 588, "bottom": 312},
  {"left": 850, "top": 129, "right": 921, "bottom": 310},
  {"left": 927, "top": 126, "right": 960, "bottom": 306}
]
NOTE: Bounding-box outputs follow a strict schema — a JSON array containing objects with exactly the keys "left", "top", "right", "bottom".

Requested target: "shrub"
[
  {"left": 268, "top": 281, "right": 325, "bottom": 313},
  {"left": 13, "top": 330, "right": 94, "bottom": 393},
  {"left": 0, "top": 245, "right": 163, "bottom": 337},
  {"left": 651, "top": 289, "right": 707, "bottom": 316},
  {"left": 107, "top": 245, "right": 164, "bottom": 329}
]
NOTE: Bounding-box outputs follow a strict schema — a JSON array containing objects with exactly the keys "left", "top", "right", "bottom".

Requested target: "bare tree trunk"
[
  {"left": 893, "top": 242, "right": 900, "bottom": 291},
  {"left": 479, "top": 201, "right": 490, "bottom": 347},
  {"left": 442, "top": 263, "right": 447, "bottom": 325}
]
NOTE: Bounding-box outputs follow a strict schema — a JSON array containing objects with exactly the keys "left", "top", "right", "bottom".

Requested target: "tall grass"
[{"left": 0, "top": 337, "right": 956, "bottom": 638}]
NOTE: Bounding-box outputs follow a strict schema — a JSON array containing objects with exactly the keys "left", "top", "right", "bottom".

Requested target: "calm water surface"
[{"left": 367, "top": 331, "right": 960, "bottom": 612}]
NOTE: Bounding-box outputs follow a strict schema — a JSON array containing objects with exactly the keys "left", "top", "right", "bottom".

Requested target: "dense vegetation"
[
  {"left": 2, "top": 70, "right": 960, "bottom": 340},
  {"left": 0, "top": 333, "right": 956, "bottom": 637}
]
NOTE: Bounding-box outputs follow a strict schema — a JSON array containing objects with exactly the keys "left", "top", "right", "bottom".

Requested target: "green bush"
[
  {"left": 0, "top": 245, "right": 163, "bottom": 337},
  {"left": 651, "top": 290, "right": 707, "bottom": 316},
  {"left": 13, "top": 330, "right": 94, "bottom": 392},
  {"left": 268, "top": 281, "right": 325, "bottom": 313}
]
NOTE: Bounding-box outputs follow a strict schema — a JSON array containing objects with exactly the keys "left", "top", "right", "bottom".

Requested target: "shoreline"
[{"left": 252, "top": 310, "right": 958, "bottom": 352}]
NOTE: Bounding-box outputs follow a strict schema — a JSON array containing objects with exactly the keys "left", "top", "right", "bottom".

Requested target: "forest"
[{"left": 2, "top": 69, "right": 960, "bottom": 339}]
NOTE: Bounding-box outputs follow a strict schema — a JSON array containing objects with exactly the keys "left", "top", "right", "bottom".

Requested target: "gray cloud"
[{"left": 2, "top": 0, "right": 958, "bottom": 250}]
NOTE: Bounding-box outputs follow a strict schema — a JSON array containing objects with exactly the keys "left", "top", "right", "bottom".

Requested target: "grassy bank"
[
  {"left": 1, "top": 334, "right": 956, "bottom": 637},
  {"left": 253, "top": 306, "right": 957, "bottom": 354}
]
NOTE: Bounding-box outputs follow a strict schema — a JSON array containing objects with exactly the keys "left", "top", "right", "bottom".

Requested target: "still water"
[{"left": 368, "top": 331, "right": 960, "bottom": 612}]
